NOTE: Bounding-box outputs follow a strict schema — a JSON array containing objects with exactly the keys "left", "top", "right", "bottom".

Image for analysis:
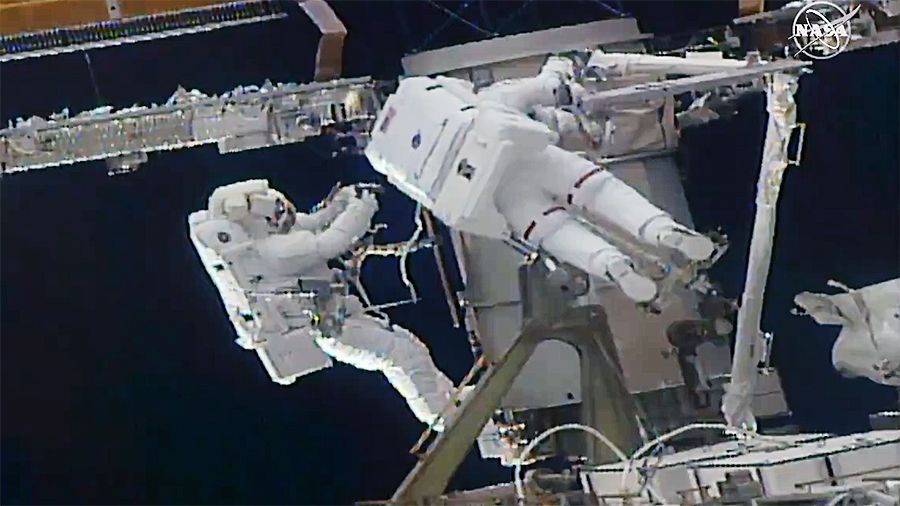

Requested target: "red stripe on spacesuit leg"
[
  {"left": 573, "top": 168, "right": 602, "bottom": 189},
  {"left": 567, "top": 168, "right": 603, "bottom": 205},
  {"left": 524, "top": 206, "right": 567, "bottom": 241},
  {"left": 523, "top": 222, "right": 538, "bottom": 241}
]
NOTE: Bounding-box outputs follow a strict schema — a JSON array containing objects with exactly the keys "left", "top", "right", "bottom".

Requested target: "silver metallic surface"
[
  {"left": 0, "top": 77, "right": 379, "bottom": 173},
  {"left": 580, "top": 59, "right": 810, "bottom": 112}
]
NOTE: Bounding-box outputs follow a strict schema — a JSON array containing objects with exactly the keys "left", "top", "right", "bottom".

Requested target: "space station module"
[
  {"left": 365, "top": 57, "right": 716, "bottom": 303},
  {"left": 795, "top": 278, "right": 900, "bottom": 386},
  {"left": 187, "top": 180, "right": 459, "bottom": 429}
]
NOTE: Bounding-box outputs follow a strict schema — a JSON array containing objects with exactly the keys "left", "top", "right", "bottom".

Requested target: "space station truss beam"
[
  {"left": 580, "top": 59, "right": 810, "bottom": 112},
  {"left": 0, "top": 77, "right": 380, "bottom": 174}
]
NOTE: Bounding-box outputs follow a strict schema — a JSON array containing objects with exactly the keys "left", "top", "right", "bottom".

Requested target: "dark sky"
[{"left": 1, "top": 2, "right": 898, "bottom": 504}]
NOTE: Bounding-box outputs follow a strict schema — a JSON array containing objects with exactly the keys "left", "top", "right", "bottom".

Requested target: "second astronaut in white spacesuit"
[
  {"left": 188, "top": 180, "right": 457, "bottom": 429},
  {"left": 366, "top": 56, "right": 716, "bottom": 304}
]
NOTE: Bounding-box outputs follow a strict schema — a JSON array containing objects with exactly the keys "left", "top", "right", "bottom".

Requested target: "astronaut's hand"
[
  {"left": 583, "top": 51, "right": 620, "bottom": 81},
  {"left": 542, "top": 57, "right": 584, "bottom": 108},
  {"left": 353, "top": 182, "right": 384, "bottom": 196},
  {"left": 333, "top": 185, "right": 357, "bottom": 203},
  {"left": 338, "top": 186, "right": 380, "bottom": 215},
  {"left": 356, "top": 189, "right": 379, "bottom": 210},
  {"left": 542, "top": 56, "right": 576, "bottom": 79},
  {"left": 568, "top": 82, "right": 588, "bottom": 108},
  {"left": 339, "top": 185, "right": 379, "bottom": 216}
]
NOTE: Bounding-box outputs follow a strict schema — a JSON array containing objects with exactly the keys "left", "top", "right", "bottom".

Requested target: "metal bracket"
[
  {"left": 788, "top": 122, "right": 807, "bottom": 166},
  {"left": 389, "top": 262, "right": 642, "bottom": 504},
  {"left": 298, "top": 0, "right": 347, "bottom": 81}
]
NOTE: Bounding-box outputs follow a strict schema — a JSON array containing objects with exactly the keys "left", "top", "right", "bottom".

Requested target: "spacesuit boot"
[
  {"left": 658, "top": 229, "right": 716, "bottom": 261},
  {"left": 646, "top": 218, "right": 716, "bottom": 262},
  {"left": 606, "top": 257, "right": 660, "bottom": 303}
]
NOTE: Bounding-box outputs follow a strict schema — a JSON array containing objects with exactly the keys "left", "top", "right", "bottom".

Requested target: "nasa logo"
[{"left": 790, "top": 1, "right": 861, "bottom": 60}]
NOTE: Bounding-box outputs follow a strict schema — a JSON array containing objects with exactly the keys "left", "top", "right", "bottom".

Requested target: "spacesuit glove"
[
  {"left": 332, "top": 185, "right": 357, "bottom": 203},
  {"left": 541, "top": 56, "right": 575, "bottom": 80},
  {"left": 568, "top": 82, "right": 588, "bottom": 108},
  {"left": 356, "top": 190, "right": 379, "bottom": 211},
  {"left": 343, "top": 190, "right": 379, "bottom": 218},
  {"left": 583, "top": 51, "right": 620, "bottom": 81},
  {"left": 351, "top": 183, "right": 384, "bottom": 197}
]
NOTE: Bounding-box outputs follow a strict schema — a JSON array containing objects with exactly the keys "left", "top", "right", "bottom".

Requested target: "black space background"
[{"left": 1, "top": 1, "right": 898, "bottom": 504}]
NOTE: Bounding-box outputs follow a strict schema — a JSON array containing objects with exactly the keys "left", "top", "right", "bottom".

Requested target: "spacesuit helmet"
[
  {"left": 249, "top": 189, "right": 297, "bottom": 234},
  {"left": 208, "top": 180, "right": 297, "bottom": 235}
]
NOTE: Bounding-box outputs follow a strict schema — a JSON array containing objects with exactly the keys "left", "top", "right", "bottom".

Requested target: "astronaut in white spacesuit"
[
  {"left": 795, "top": 278, "right": 900, "bottom": 386},
  {"left": 365, "top": 56, "right": 716, "bottom": 304},
  {"left": 187, "top": 180, "right": 459, "bottom": 429}
]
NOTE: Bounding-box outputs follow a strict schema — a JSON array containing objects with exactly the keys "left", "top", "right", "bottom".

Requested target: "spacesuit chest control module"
[{"left": 187, "top": 180, "right": 460, "bottom": 429}]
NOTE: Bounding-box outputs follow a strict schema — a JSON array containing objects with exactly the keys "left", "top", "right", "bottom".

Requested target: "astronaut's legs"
[
  {"left": 496, "top": 181, "right": 658, "bottom": 302},
  {"left": 314, "top": 310, "right": 456, "bottom": 427},
  {"left": 528, "top": 145, "right": 715, "bottom": 261}
]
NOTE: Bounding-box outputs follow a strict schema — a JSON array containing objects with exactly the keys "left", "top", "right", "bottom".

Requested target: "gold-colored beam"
[
  {"left": 0, "top": 0, "right": 231, "bottom": 36},
  {"left": 739, "top": 0, "right": 766, "bottom": 17}
]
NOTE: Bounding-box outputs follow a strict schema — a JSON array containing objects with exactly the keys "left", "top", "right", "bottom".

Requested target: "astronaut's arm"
[
  {"left": 531, "top": 106, "right": 592, "bottom": 149},
  {"left": 292, "top": 186, "right": 355, "bottom": 231},
  {"left": 314, "top": 191, "right": 379, "bottom": 260},
  {"left": 477, "top": 56, "right": 576, "bottom": 113},
  {"left": 263, "top": 193, "right": 378, "bottom": 269},
  {"left": 793, "top": 291, "right": 851, "bottom": 325}
]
